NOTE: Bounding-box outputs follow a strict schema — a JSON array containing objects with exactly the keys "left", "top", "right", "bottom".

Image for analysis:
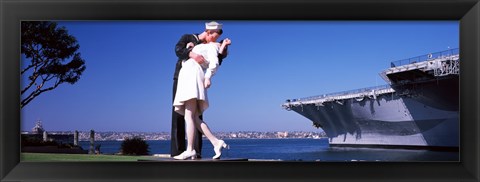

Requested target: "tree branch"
[
  {"left": 21, "top": 60, "right": 42, "bottom": 95},
  {"left": 20, "top": 79, "right": 61, "bottom": 109},
  {"left": 45, "top": 74, "right": 56, "bottom": 82},
  {"left": 21, "top": 57, "right": 49, "bottom": 95},
  {"left": 21, "top": 55, "right": 47, "bottom": 75},
  {"left": 21, "top": 63, "right": 35, "bottom": 75},
  {"left": 21, "top": 45, "right": 49, "bottom": 94},
  {"left": 21, "top": 73, "right": 39, "bottom": 95},
  {"left": 21, "top": 44, "right": 39, "bottom": 74}
]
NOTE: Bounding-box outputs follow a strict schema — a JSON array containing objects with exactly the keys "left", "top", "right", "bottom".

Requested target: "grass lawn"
[{"left": 21, "top": 153, "right": 160, "bottom": 162}]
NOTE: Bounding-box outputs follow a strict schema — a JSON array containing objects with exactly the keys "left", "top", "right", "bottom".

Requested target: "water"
[{"left": 79, "top": 138, "right": 459, "bottom": 162}]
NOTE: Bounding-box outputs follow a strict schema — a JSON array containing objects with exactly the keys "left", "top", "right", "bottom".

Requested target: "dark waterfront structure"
[{"left": 21, "top": 121, "right": 88, "bottom": 154}]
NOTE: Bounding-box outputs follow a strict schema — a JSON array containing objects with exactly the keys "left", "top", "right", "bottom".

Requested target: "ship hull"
[{"left": 289, "top": 78, "right": 459, "bottom": 149}]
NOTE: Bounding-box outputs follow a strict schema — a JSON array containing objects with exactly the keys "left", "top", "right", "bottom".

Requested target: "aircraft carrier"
[{"left": 282, "top": 48, "right": 459, "bottom": 150}]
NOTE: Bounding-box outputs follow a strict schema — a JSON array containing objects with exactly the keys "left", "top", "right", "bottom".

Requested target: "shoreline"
[
  {"left": 77, "top": 137, "right": 329, "bottom": 142},
  {"left": 22, "top": 130, "right": 327, "bottom": 141}
]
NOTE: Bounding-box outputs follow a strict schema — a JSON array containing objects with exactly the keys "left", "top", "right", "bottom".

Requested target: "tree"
[
  {"left": 120, "top": 136, "right": 150, "bottom": 155},
  {"left": 21, "top": 21, "right": 86, "bottom": 108}
]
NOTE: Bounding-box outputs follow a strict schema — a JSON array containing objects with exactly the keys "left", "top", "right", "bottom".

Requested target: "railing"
[
  {"left": 390, "top": 48, "right": 459, "bottom": 68},
  {"left": 434, "top": 59, "right": 460, "bottom": 76},
  {"left": 290, "top": 84, "right": 392, "bottom": 102},
  {"left": 286, "top": 48, "right": 460, "bottom": 103}
]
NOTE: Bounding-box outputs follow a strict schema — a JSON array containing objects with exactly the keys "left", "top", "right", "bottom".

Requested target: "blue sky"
[{"left": 21, "top": 21, "right": 459, "bottom": 132}]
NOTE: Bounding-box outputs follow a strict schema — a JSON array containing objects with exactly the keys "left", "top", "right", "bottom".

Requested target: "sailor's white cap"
[{"left": 205, "top": 21, "right": 222, "bottom": 30}]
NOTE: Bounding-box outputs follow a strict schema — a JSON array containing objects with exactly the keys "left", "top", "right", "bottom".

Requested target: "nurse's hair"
[{"left": 205, "top": 29, "right": 223, "bottom": 35}]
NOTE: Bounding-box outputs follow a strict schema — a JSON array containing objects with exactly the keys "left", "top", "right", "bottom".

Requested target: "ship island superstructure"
[{"left": 282, "top": 48, "right": 459, "bottom": 150}]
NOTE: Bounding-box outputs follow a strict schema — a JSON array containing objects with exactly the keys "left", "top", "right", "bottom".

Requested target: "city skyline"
[
  {"left": 21, "top": 21, "right": 459, "bottom": 132},
  {"left": 22, "top": 129, "right": 327, "bottom": 141}
]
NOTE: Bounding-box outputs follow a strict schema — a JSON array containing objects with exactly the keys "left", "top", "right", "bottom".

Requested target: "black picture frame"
[{"left": 1, "top": 0, "right": 479, "bottom": 181}]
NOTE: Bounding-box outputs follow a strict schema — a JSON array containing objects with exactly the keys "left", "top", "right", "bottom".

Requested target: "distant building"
[
  {"left": 23, "top": 120, "right": 76, "bottom": 145},
  {"left": 31, "top": 120, "right": 45, "bottom": 134},
  {"left": 21, "top": 121, "right": 87, "bottom": 154},
  {"left": 276, "top": 132, "right": 288, "bottom": 138}
]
